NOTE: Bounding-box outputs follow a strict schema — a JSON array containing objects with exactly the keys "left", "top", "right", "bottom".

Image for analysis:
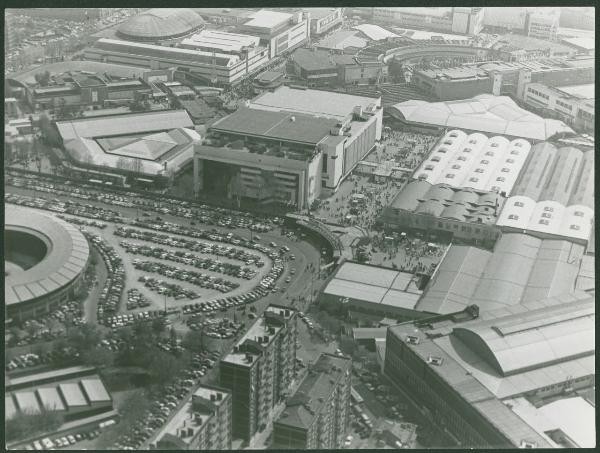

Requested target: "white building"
[
  {"left": 523, "top": 83, "right": 594, "bottom": 133},
  {"left": 193, "top": 87, "right": 382, "bottom": 210},
  {"left": 238, "top": 10, "right": 310, "bottom": 59}
]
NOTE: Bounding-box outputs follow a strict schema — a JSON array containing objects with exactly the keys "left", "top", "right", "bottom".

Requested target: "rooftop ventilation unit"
[
  {"left": 406, "top": 335, "right": 420, "bottom": 345},
  {"left": 427, "top": 356, "right": 443, "bottom": 366},
  {"left": 520, "top": 441, "right": 537, "bottom": 449}
]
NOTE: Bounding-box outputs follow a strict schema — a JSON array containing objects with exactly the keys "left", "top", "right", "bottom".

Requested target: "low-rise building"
[
  {"left": 5, "top": 366, "right": 115, "bottom": 445},
  {"left": 273, "top": 353, "right": 352, "bottom": 449},
  {"left": 55, "top": 109, "right": 200, "bottom": 184},
  {"left": 522, "top": 83, "right": 594, "bottom": 133},
  {"left": 372, "top": 7, "right": 484, "bottom": 36},
  {"left": 384, "top": 291, "right": 594, "bottom": 447},
  {"left": 153, "top": 385, "right": 232, "bottom": 450},
  {"left": 85, "top": 38, "right": 270, "bottom": 86},
  {"left": 219, "top": 305, "right": 297, "bottom": 441},
  {"left": 304, "top": 8, "right": 344, "bottom": 37},
  {"left": 237, "top": 10, "right": 309, "bottom": 59},
  {"left": 290, "top": 48, "right": 387, "bottom": 88},
  {"left": 411, "top": 57, "right": 595, "bottom": 101}
]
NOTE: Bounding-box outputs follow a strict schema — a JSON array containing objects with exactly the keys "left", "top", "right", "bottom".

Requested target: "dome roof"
[{"left": 117, "top": 9, "right": 204, "bottom": 41}]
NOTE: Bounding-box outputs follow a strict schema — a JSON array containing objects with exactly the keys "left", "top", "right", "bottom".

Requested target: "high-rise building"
[
  {"left": 272, "top": 353, "right": 352, "bottom": 449},
  {"left": 153, "top": 385, "right": 232, "bottom": 450},
  {"left": 219, "top": 304, "right": 298, "bottom": 441}
]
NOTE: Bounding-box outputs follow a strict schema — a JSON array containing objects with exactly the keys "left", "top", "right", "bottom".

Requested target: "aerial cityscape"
[{"left": 4, "top": 6, "right": 595, "bottom": 450}]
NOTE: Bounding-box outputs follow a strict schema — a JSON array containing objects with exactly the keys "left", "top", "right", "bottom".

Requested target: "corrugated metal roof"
[{"left": 5, "top": 207, "right": 90, "bottom": 306}]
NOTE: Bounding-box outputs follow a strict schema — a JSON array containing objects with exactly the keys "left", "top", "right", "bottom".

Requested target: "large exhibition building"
[
  {"left": 384, "top": 290, "right": 594, "bottom": 448},
  {"left": 84, "top": 8, "right": 309, "bottom": 85},
  {"left": 55, "top": 110, "right": 200, "bottom": 184},
  {"left": 116, "top": 8, "right": 206, "bottom": 42},
  {"left": 387, "top": 94, "right": 574, "bottom": 141},
  {"left": 5, "top": 206, "right": 90, "bottom": 322},
  {"left": 193, "top": 86, "right": 382, "bottom": 210}
]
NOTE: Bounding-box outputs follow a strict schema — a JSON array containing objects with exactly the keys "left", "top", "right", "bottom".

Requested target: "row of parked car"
[
  {"left": 56, "top": 214, "right": 107, "bottom": 229},
  {"left": 119, "top": 240, "right": 258, "bottom": 280},
  {"left": 186, "top": 316, "right": 243, "bottom": 338},
  {"left": 7, "top": 172, "right": 280, "bottom": 234},
  {"left": 5, "top": 193, "right": 123, "bottom": 225},
  {"left": 133, "top": 260, "right": 240, "bottom": 293},
  {"left": 103, "top": 309, "right": 168, "bottom": 329},
  {"left": 116, "top": 225, "right": 266, "bottom": 267},
  {"left": 138, "top": 275, "right": 200, "bottom": 301},
  {"left": 126, "top": 288, "right": 152, "bottom": 310},
  {"left": 27, "top": 430, "right": 101, "bottom": 450},
  {"left": 84, "top": 233, "right": 126, "bottom": 325},
  {"left": 111, "top": 350, "right": 221, "bottom": 449}
]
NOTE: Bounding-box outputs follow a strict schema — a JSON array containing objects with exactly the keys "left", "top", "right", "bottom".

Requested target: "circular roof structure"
[
  {"left": 5, "top": 206, "right": 90, "bottom": 307},
  {"left": 117, "top": 8, "right": 205, "bottom": 42}
]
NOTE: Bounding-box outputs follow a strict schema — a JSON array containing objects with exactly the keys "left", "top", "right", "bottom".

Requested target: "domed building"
[{"left": 117, "top": 8, "right": 205, "bottom": 42}]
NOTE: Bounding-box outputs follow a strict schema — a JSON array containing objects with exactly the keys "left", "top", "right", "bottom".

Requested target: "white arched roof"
[
  {"left": 559, "top": 205, "right": 594, "bottom": 241},
  {"left": 496, "top": 195, "right": 537, "bottom": 230},
  {"left": 391, "top": 95, "right": 575, "bottom": 140},
  {"left": 529, "top": 201, "right": 565, "bottom": 236}
]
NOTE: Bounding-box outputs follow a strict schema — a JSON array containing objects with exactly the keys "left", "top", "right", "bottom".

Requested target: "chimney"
[
  {"left": 290, "top": 116, "right": 296, "bottom": 122},
  {"left": 285, "top": 310, "right": 290, "bottom": 317},
  {"left": 217, "top": 393, "right": 223, "bottom": 401},
  {"left": 263, "top": 335, "right": 269, "bottom": 343},
  {"left": 211, "top": 393, "right": 216, "bottom": 401}
]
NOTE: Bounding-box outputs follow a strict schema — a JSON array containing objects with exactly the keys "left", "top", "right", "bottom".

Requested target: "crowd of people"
[
  {"left": 376, "top": 130, "right": 438, "bottom": 170},
  {"left": 371, "top": 234, "right": 445, "bottom": 274}
]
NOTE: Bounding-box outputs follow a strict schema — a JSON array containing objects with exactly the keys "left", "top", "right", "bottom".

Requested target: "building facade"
[
  {"left": 371, "top": 7, "right": 483, "bottom": 36},
  {"left": 384, "top": 292, "right": 594, "bottom": 447},
  {"left": 84, "top": 38, "right": 270, "bottom": 86},
  {"left": 219, "top": 305, "right": 297, "bottom": 441},
  {"left": 304, "top": 8, "right": 344, "bottom": 37},
  {"left": 522, "top": 83, "right": 594, "bottom": 133},
  {"left": 272, "top": 353, "right": 352, "bottom": 449},
  {"left": 237, "top": 10, "right": 310, "bottom": 60},
  {"left": 153, "top": 385, "right": 232, "bottom": 450},
  {"left": 193, "top": 87, "right": 382, "bottom": 209},
  {"left": 526, "top": 10, "right": 560, "bottom": 41}
]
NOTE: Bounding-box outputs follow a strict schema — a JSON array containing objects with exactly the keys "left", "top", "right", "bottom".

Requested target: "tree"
[
  {"left": 34, "top": 70, "right": 51, "bottom": 87},
  {"left": 67, "top": 324, "right": 102, "bottom": 353},
  {"left": 388, "top": 58, "right": 405, "bottom": 83},
  {"left": 5, "top": 409, "right": 64, "bottom": 442},
  {"left": 147, "top": 351, "right": 183, "bottom": 385},
  {"left": 182, "top": 329, "right": 204, "bottom": 352},
  {"left": 81, "top": 346, "right": 114, "bottom": 370},
  {"left": 151, "top": 317, "right": 167, "bottom": 335}
]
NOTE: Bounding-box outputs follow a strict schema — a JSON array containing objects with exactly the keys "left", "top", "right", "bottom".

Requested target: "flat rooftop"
[
  {"left": 249, "top": 86, "right": 380, "bottom": 121},
  {"left": 243, "top": 10, "right": 292, "bottom": 29},
  {"left": 323, "top": 262, "right": 422, "bottom": 310},
  {"left": 555, "top": 84, "right": 594, "bottom": 100},
  {"left": 222, "top": 315, "right": 283, "bottom": 367},
  {"left": 181, "top": 30, "right": 260, "bottom": 53},
  {"left": 210, "top": 107, "right": 338, "bottom": 145}
]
